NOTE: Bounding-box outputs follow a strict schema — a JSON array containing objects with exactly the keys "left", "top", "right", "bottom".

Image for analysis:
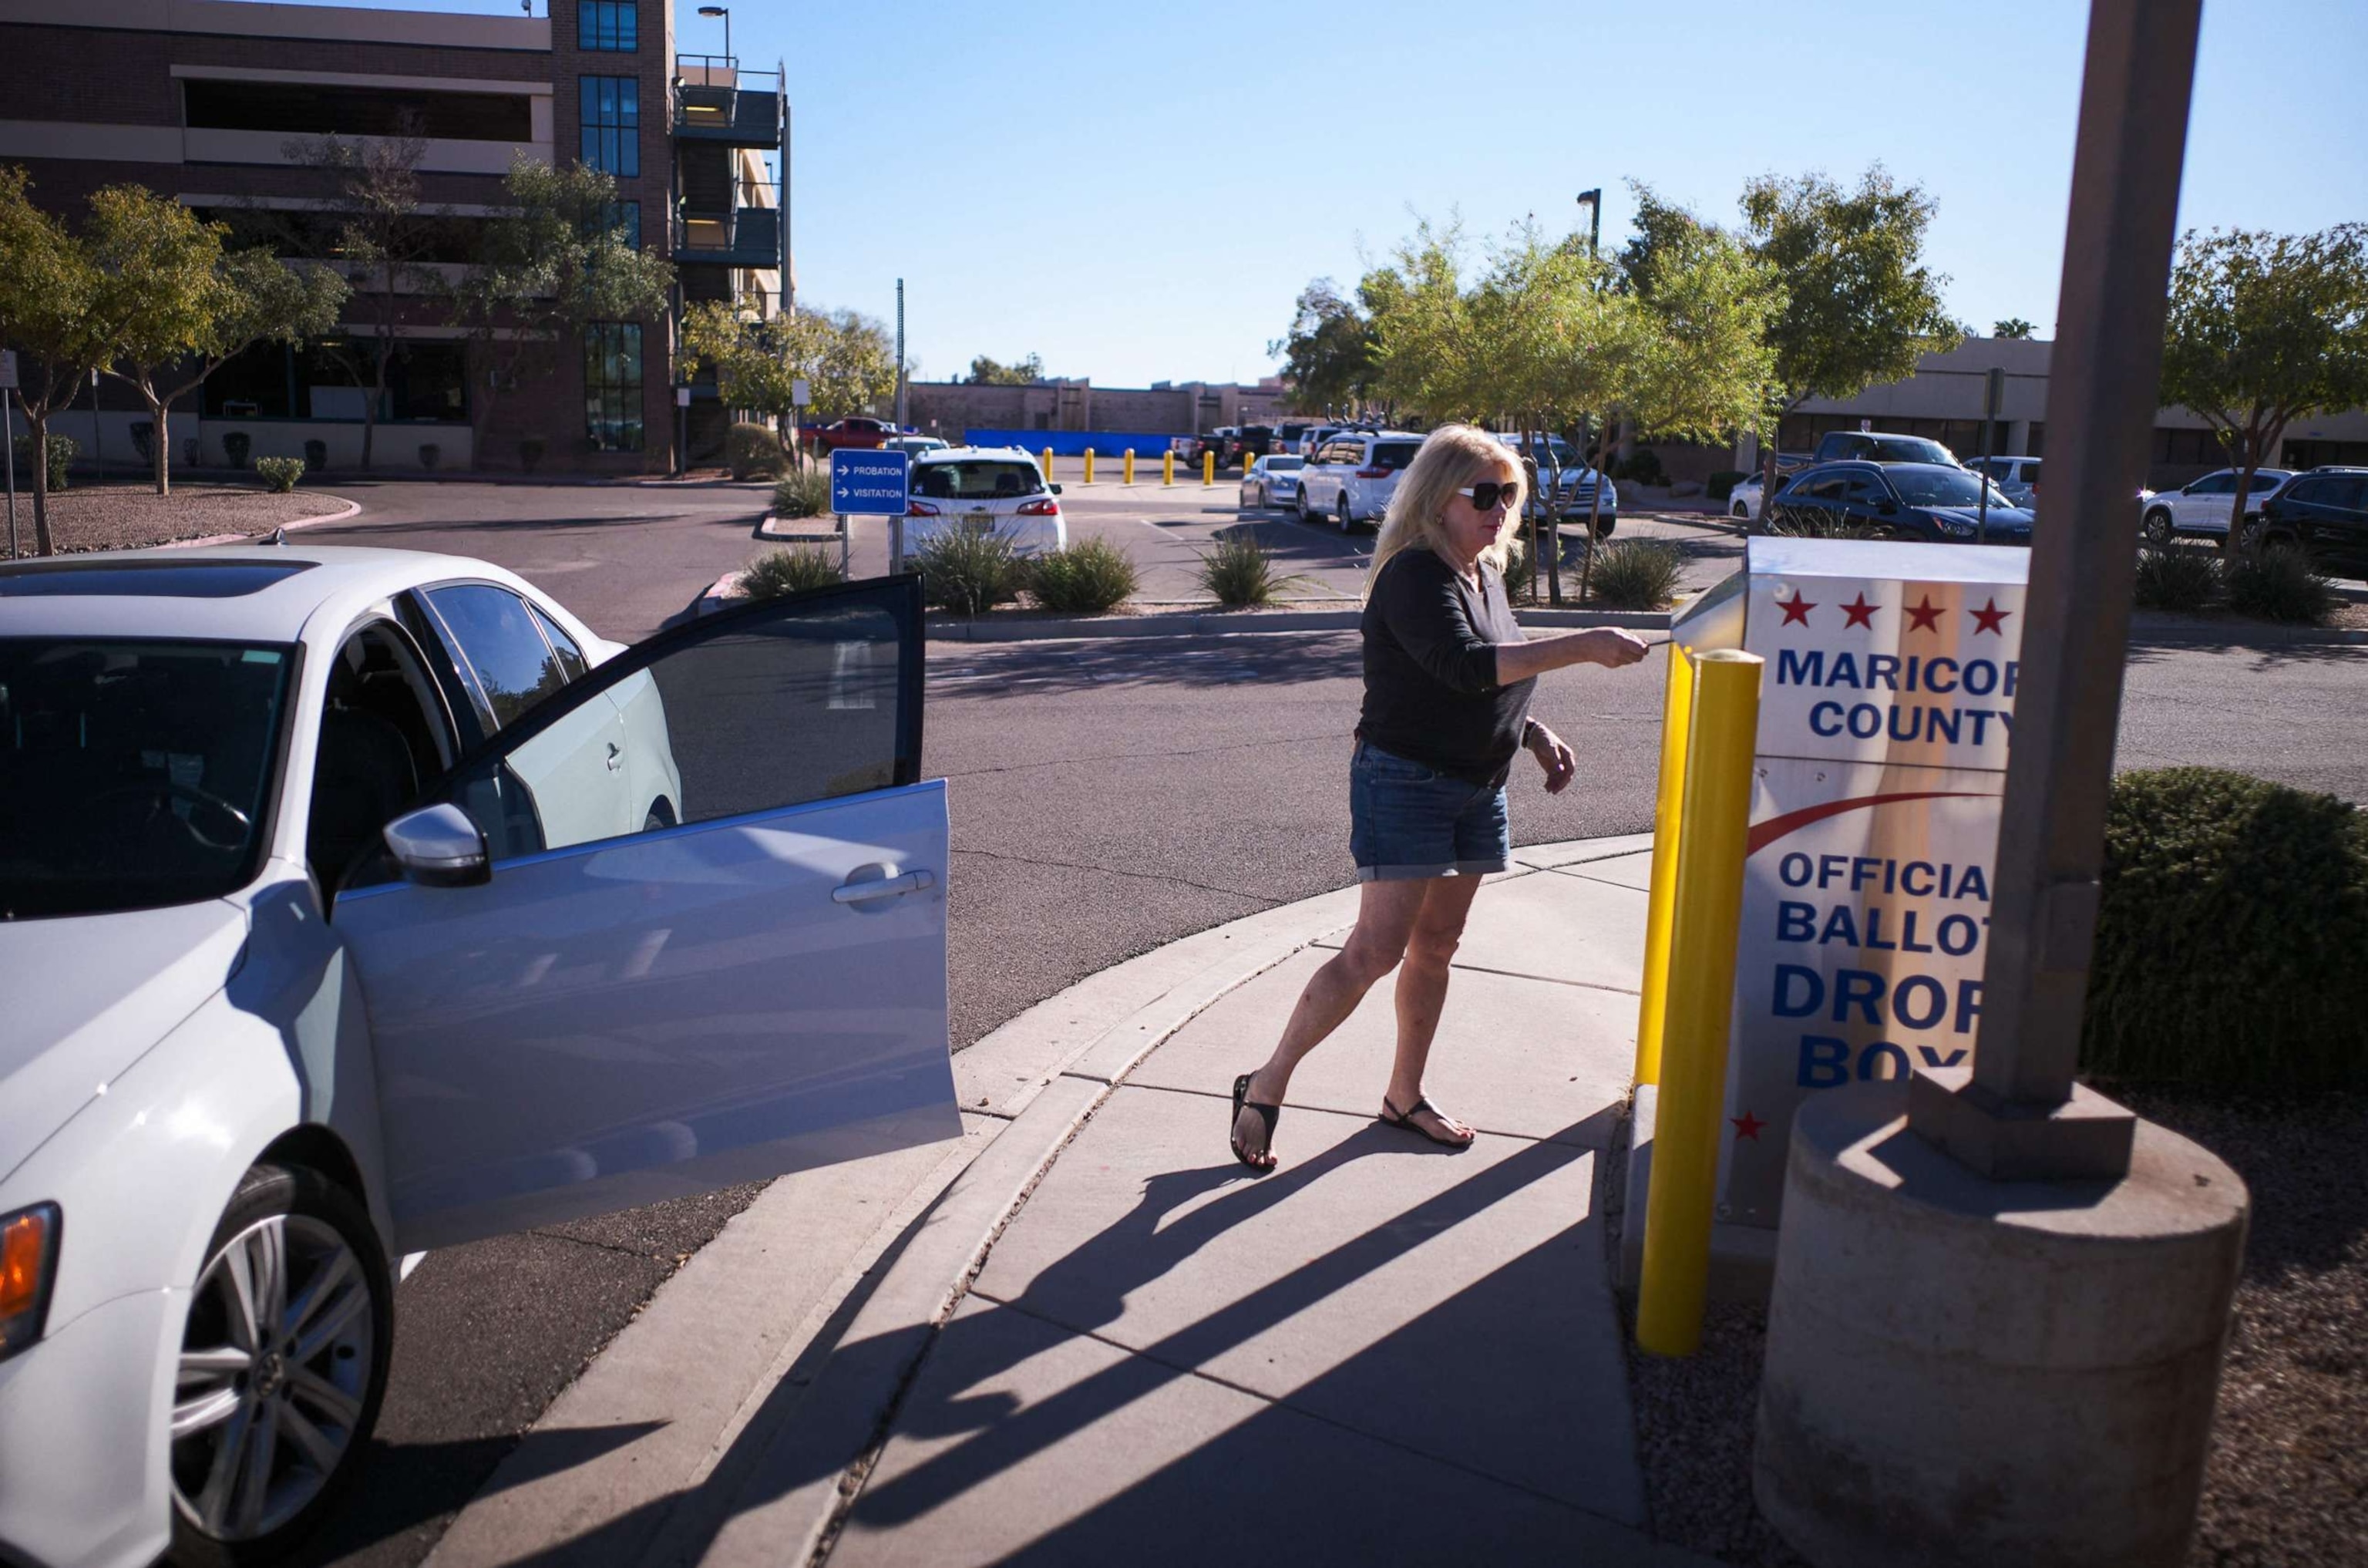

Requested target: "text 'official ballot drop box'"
[{"left": 1669, "top": 537, "right": 2029, "bottom": 1228}]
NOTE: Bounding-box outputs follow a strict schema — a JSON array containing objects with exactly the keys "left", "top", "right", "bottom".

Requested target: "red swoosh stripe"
[{"left": 1745, "top": 791, "right": 1993, "bottom": 857}]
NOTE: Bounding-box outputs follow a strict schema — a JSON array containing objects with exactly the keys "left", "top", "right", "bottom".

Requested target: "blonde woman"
[{"left": 1229, "top": 424, "right": 1649, "bottom": 1170}]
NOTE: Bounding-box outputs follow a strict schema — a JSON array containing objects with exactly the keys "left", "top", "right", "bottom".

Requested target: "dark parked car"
[
  {"left": 1813, "top": 430, "right": 1963, "bottom": 467},
  {"left": 2258, "top": 468, "right": 2368, "bottom": 580},
  {"left": 1770, "top": 461, "right": 2033, "bottom": 545}
]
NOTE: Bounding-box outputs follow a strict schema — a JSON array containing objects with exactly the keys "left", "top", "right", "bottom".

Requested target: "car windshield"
[
  {"left": 1371, "top": 442, "right": 1420, "bottom": 470},
  {"left": 1505, "top": 437, "right": 1579, "bottom": 467},
  {"left": 913, "top": 460, "right": 1044, "bottom": 500},
  {"left": 0, "top": 638, "right": 294, "bottom": 920},
  {"left": 1266, "top": 456, "right": 1305, "bottom": 471},
  {"left": 1891, "top": 468, "right": 2011, "bottom": 509}
]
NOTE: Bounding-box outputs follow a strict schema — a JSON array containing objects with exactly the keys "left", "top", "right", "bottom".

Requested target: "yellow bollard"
[
  {"left": 1163, "top": 450, "right": 1176, "bottom": 486},
  {"left": 1043, "top": 447, "right": 1055, "bottom": 483},
  {"left": 1124, "top": 449, "right": 1136, "bottom": 485},
  {"left": 1203, "top": 451, "right": 1216, "bottom": 486},
  {"left": 1633, "top": 643, "right": 1697, "bottom": 1087},
  {"left": 1636, "top": 648, "right": 1764, "bottom": 1360},
  {"left": 1084, "top": 449, "right": 1095, "bottom": 484}
]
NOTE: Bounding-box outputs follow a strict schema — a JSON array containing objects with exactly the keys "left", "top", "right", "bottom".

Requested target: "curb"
[
  {"left": 756, "top": 512, "right": 843, "bottom": 542},
  {"left": 156, "top": 494, "right": 364, "bottom": 550},
  {"left": 2128, "top": 614, "right": 2368, "bottom": 647}
]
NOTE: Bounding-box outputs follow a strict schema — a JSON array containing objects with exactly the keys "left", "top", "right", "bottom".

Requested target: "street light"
[
  {"left": 1574, "top": 188, "right": 1601, "bottom": 256},
  {"left": 697, "top": 4, "right": 730, "bottom": 62}
]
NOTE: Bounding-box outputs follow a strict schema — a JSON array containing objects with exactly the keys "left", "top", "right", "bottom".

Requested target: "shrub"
[
  {"left": 1613, "top": 448, "right": 1667, "bottom": 486},
  {"left": 130, "top": 421, "right": 154, "bottom": 461},
  {"left": 417, "top": 442, "right": 440, "bottom": 471},
  {"left": 1707, "top": 469, "right": 1748, "bottom": 502},
  {"left": 1500, "top": 529, "right": 1539, "bottom": 604},
  {"left": 772, "top": 468, "right": 832, "bottom": 520},
  {"left": 2084, "top": 768, "right": 2368, "bottom": 1091},
  {"left": 182, "top": 436, "right": 200, "bottom": 469},
  {"left": 914, "top": 521, "right": 1028, "bottom": 615},
  {"left": 14, "top": 433, "right": 73, "bottom": 491},
  {"left": 1585, "top": 538, "right": 1685, "bottom": 610},
  {"left": 2222, "top": 547, "right": 2336, "bottom": 625},
  {"left": 742, "top": 546, "right": 843, "bottom": 599},
  {"left": 519, "top": 436, "right": 546, "bottom": 473},
  {"left": 1197, "top": 530, "right": 1305, "bottom": 607},
  {"left": 1769, "top": 510, "right": 1882, "bottom": 540},
  {"left": 1028, "top": 538, "right": 1139, "bottom": 615},
  {"left": 221, "top": 431, "right": 251, "bottom": 470},
  {"left": 304, "top": 439, "right": 329, "bottom": 472},
  {"left": 255, "top": 456, "right": 306, "bottom": 493},
  {"left": 2131, "top": 545, "right": 2217, "bottom": 614},
  {"left": 727, "top": 421, "right": 788, "bottom": 480}
]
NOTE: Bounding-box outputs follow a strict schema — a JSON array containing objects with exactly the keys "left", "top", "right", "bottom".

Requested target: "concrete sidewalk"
[{"left": 424, "top": 836, "right": 1717, "bottom": 1568}]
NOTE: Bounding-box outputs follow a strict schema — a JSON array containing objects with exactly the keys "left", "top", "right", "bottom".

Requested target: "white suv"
[
  {"left": 1297, "top": 431, "right": 1424, "bottom": 532},
  {"left": 906, "top": 447, "right": 1068, "bottom": 554}
]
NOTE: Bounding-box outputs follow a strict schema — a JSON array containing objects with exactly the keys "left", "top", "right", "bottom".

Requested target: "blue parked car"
[{"left": 1769, "top": 461, "right": 2033, "bottom": 544}]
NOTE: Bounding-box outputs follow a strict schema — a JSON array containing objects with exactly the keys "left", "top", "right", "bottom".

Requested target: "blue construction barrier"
[{"left": 962, "top": 429, "right": 1185, "bottom": 458}]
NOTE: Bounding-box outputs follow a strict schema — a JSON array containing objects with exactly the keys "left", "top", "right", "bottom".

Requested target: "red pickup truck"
[{"left": 798, "top": 417, "right": 896, "bottom": 453}]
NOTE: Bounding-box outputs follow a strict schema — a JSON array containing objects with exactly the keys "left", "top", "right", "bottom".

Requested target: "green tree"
[
  {"left": 967, "top": 353, "right": 1044, "bottom": 384},
  {"left": 678, "top": 304, "right": 897, "bottom": 448},
  {"left": 285, "top": 128, "right": 436, "bottom": 469},
  {"left": 679, "top": 299, "right": 802, "bottom": 432},
  {"left": 1741, "top": 166, "right": 1962, "bottom": 526},
  {"left": 446, "top": 156, "right": 674, "bottom": 465},
  {"left": 0, "top": 167, "right": 109, "bottom": 554},
  {"left": 1993, "top": 317, "right": 2037, "bottom": 339},
  {"left": 2159, "top": 224, "right": 2368, "bottom": 550},
  {"left": 1273, "top": 278, "right": 1381, "bottom": 413},
  {"left": 87, "top": 186, "right": 345, "bottom": 494}
]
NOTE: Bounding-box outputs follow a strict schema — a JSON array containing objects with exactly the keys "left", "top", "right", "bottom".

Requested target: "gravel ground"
[
  {"left": 10, "top": 483, "right": 355, "bottom": 554},
  {"left": 1622, "top": 1090, "right": 2368, "bottom": 1566}
]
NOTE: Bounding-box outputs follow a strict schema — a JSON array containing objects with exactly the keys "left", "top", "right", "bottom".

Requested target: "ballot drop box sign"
[{"left": 1677, "top": 537, "right": 2030, "bottom": 1226}]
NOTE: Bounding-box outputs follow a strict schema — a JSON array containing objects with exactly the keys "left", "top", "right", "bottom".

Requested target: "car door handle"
[
  {"left": 605, "top": 742, "right": 624, "bottom": 772},
  {"left": 832, "top": 869, "right": 936, "bottom": 905}
]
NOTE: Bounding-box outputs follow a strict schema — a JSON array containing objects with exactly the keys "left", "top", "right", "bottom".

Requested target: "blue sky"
[{"left": 314, "top": 0, "right": 2365, "bottom": 388}]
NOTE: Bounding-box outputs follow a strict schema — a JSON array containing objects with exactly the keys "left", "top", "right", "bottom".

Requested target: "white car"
[
  {"left": 2140, "top": 466, "right": 2297, "bottom": 546},
  {"left": 883, "top": 435, "right": 950, "bottom": 462},
  {"left": 1240, "top": 453, "right": 1306, "bottom": 510},
  {"left": 905, "top": 447, "right": 1068, "bottom": 554},
  {"left": 1297, "top": 431, "right": 1423, "bottom": 532},
  {"left": 0, "top": 548, "right": 957, "bottom": 1568},
  {"left": 1967, "top": 456, "right": 2041, "bottom": 507},
  {"left": 1728, "top": 473, "right": 1765, "bottom": 523},
  {"left": 1493, "top": 432, "right": 1619, "bottom": 537}
]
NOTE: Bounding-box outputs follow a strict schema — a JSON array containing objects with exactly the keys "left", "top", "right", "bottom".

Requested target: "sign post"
[
  {"left": 829, "top": 446, "right": 910, "bottom": 578},
  {"left": 674, "top": 385, "right": 691, "bottom": 477},
  {"left": 1, "top": 349, "right": 18, "bottom": 560}
]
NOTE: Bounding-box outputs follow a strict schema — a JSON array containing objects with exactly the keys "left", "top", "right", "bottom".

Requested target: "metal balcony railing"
[
  {"left": 673, "top": 54, "right": 784, "bottom": 146},
  {"left": 672, "top": 193, "right": 782, "bottom": 271}
]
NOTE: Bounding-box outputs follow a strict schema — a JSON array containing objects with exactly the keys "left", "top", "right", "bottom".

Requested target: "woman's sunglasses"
[{"left": 1457, "top": 480, "right": 1520, "bottom": 511}]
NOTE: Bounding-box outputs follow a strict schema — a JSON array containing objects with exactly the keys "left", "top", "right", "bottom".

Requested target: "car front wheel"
[
  {"left": 1338, "top": 496, "right": 1357, "bottom": 533},
  {"left": 1297, "top": 489, "right": 1316, "bottom": 523},
  {"left": 2141, "top": 509, "right": 2175, "bottom": 546},
  {"left": 170, "top": 1163, "right": 391, "bottom": 1568}
]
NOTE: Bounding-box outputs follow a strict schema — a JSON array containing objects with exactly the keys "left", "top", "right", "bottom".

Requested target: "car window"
[
  {"left": 528, "top": 604, "right": 590, "bottom": 681},
  {"left": 1371, "top": 442, "right": 1420, "bottom": 471},
  {"left": 2190, "top": 473, "right": 2235, "bottom": 496},
  {"left": 1801, "top": 475, "right": 1850, "bottom": 500},
  {"left": 2021, "top": 461, "right": 2040, "bottom": 485},
  {"left": 1844, "top": 473, "right": 1890, "bottom": 502},
  {"left": 1891, "top": 468, "right": 1998, "bottom": 508},
  {"left": 312, "top": 622, "right": 457, "bottom": 892},
  {"left": 912, "top": 461, "right": 1044, "bottom": 500},
  {"left": 424, "top": 584, "right": 570, "bottom": 728}
]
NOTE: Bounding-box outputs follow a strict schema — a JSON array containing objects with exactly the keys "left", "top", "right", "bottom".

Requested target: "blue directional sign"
[{"left": 829, "top": 448, "right": 910, "bottom": 516}]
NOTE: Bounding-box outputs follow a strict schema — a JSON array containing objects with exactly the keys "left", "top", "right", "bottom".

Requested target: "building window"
[
  {"left": 578, "top": 1, "right": 637, "bottom": 50},
  {"left": 580, "top": 76, "right": 640, "bottom": 177},
  {"left": 584, "top": 322, "right": 644, "bottom": 452},
  {"left": 184, "top": 79, "right": 531, "bottom": 142},
  {"left": 601, "top": 200, "right": 643, "bottom": 250}
]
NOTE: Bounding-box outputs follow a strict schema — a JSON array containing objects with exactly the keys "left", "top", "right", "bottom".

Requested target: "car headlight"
[
  {"left": 0, "top": 1203, "right": 61, "bottom": 1362},
  {"left": 1935, "top": 516, "right": 1976, "bottom": 538}
]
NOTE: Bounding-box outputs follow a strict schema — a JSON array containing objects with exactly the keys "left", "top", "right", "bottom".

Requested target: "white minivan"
[{"left": 1295, "top": 431, "right": 1424, "bottom": 532}]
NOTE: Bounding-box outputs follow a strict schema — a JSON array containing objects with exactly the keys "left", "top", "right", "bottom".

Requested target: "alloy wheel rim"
[{"left": 170, "top": 1213, "right": 375, "bottom": 1542}]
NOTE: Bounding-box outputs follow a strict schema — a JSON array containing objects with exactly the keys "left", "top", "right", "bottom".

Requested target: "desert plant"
[
  {"left": 2083, "top": 768, "right": 2368, "bottom": 1091},
  {"left": 1613, "top": 447, "right": 1668, "bottom": 486},
  {"left": 519, "top": 436, "right": 546, "bottom": 473},
  {"left": 254, "top": 456, "right": 306, "bottom": 493},
  {"left": 742, "top": 546, "right": 843, "bottom": 599},
  {"left": 182, "top": 436, "right": 201, "bottom": 469},
  {"left": 772, "top": 468, "right": 832, "bottom": 520},
  {"left": 130, "top": 421, "right": 154, "bottom": 462},
  {"left": 304, "top": 439, "right": 329, "bottom": 471},
  {"left": 1197, "top": 530, "right": 1306, "bottom": 608},
  {"left": 417, "top": 442, "right": 441, "bottom": 471},
  {"left": 726, "top": 420, "right": 788, "bottom": 480},
  {"left": 2131, "top": 545, "right": 2218, "bottom": 614},
  {"left": 2221, "top": 547, "right": 2336, "bottom": 624},
  {"left": 1768, "top": 509, "right": 1882, "bottom": 540},
  {"left": 1501, "top": 530, "right": 1539, "bottom": 604},
  {"left": 1028, "top": 538, "right": 1139, "bottom": 615},
  {"left": 913, "top": 521, "right": 1028, "bottom": 615},
  {"left": 221, "top": 431, "right": 251, "bottom": 470},
  {"left": 1585, "top": 538, "right": 1685, "bottom": 610},
  {"left": 14, "top": 433, "right": 74, "bottom": 492}
]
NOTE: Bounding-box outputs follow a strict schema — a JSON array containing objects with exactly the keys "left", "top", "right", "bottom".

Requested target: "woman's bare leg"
[
  {"left": 1382, "top": 874, "right": 1485, "bottom": 1145},
  {"left": 1232, "top": 878, "right": 1432, "bottom": 1166}
]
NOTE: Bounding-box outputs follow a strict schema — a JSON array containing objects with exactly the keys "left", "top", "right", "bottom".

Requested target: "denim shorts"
[{"left": 1349, "top": 742, "right": 1511, "bottom": 882}]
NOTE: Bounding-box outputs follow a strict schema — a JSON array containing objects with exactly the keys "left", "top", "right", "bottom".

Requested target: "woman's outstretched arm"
[{"left": 1495, "top": 627, "right": 1652, "bottom": 685}]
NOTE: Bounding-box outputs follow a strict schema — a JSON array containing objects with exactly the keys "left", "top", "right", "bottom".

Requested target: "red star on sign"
[
  {"left": 1731, "top": 1111, "right": 1766, "bottom": 1141},
  {"left": 1841, "top": 593, "right": 1879, "bottom": 629},
  {"left": 1904, "top": 594, "right": 1946, "bottom": 633},
  {"left": 1971, "top": 597, "right": 2013, "bottom": 634},
  {"left": 1779, "top": 595, "right": 1816, "bottom": 626}
]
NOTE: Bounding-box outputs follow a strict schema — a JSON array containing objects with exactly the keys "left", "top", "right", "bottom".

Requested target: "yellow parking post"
[
  {"left": 1636, "top": 648, "right": 1763, "bottom": 1360},
  {"left": 1043, "top": 447, "right": 1055, "bottom": 483},
  {"left": 1084, "top": 449, "right": 1095, "bottom": 484},
  {"left": 1633, "top": 643, "right": 1697, "bottom": 1087},
  {"left": 1203, "top": 451, "right": 1216, "bottom": 486},
  {"left": 1163, "top": 450, "right": 1176, "bottom": 486},
  {"left": 1124, "top": 449, "right": 1136, "bottom": 486}
]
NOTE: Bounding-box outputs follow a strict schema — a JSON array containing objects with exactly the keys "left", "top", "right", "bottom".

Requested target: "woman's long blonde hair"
[{"left": 1367, "top": 424, "right": 1525, "bottom": 594}]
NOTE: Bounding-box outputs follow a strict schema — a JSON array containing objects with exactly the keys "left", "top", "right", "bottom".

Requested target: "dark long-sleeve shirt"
[{"left": 1357, "top": 547, "right": 1536, "bottom": 786}]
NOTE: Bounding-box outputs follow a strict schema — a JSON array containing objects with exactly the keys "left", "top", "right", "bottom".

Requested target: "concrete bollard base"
[{"left": 1753, "top": 1082, "right": 2248, "bottom": 1568}]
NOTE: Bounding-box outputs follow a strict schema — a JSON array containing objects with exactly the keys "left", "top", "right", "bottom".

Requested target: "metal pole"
[
  {"left": 4, "top": 389, "right": 17, "bottom": 560},
  {"left": 1909, "top": 0, "right": 2202, "bottom": 1178},
  {"left": 895, "top": 278, "right": 907, "bottom": 429}
]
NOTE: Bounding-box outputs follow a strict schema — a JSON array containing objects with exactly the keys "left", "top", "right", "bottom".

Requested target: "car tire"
[
  {"left": 2141, "top": 509, "right": 2175, "bottom": 547},
  {"left": 1592, "top": 515, "right": 1616, "bottom": 540},
  {"left": 644, "top": 797, "right": 677, "bottom": 833},
  {"left": 170, "top": 1163, "right": 392, "bottom": 1568},
  {"left": 1733, "top": 502, "right": 1750, "bottom": 520},
  {"left": 1338, "top": 496, "right": 1356, "bottom": 533},
  {"left": 1297, "top": 489, "right": 1316, "bottom": 524}
]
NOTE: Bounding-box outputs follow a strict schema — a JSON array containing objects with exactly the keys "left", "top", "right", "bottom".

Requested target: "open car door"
[{"left": 333, "top": 576, "right": 958, "bottom": 1254}]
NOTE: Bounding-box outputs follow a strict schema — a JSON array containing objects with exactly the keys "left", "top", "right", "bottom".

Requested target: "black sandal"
[
  {"left": 1231, "top": 1072, "right": 1281, "bottom": 1173},
  {"left": 1381, "top": 1094, "right": 1474, "bottom": 1149}
]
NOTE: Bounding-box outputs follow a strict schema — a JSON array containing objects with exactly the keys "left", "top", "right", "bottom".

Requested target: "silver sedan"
[{"left": 1240, "top": 454, "right": 1307, "bottom": 510}]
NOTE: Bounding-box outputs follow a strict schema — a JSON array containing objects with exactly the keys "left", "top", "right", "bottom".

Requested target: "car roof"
[
  {"left": 914, "top": 445, "right": 1041, "bottom": 463},
  {"left": 0, "top": 545, "right": 550, "bottom": 645}
]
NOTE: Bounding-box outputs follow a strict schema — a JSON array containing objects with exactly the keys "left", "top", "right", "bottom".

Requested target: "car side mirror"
[
  {"left": 382, "top": 803, "right": 491, "bottom": 889},
  {"left": 1049, "top": 483, "right": 1063, "bottom": 495}
]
